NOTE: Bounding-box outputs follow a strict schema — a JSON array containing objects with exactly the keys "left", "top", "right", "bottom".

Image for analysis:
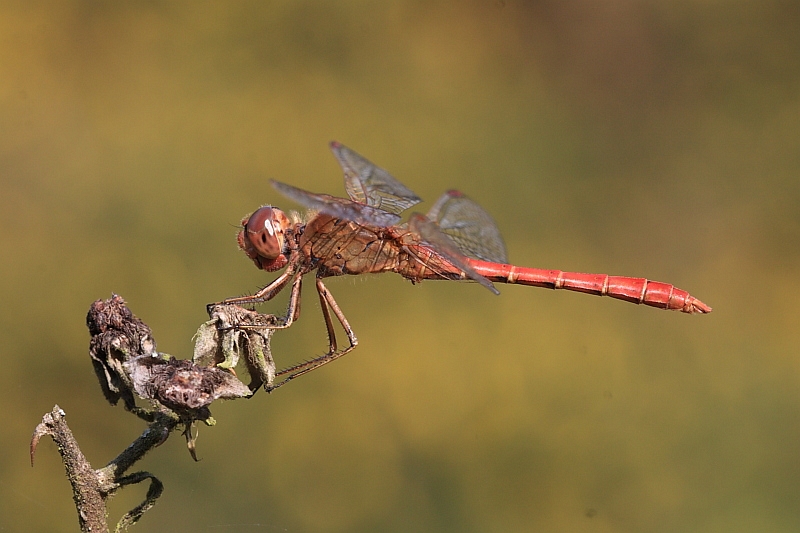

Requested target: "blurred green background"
[{"left": 2, "top": 1, "right": 798, "bottom": 532}]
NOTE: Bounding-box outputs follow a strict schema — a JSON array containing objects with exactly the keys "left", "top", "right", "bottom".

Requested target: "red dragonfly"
[{"left": 216, "top": 142, "right": 711, "bottom": 390}]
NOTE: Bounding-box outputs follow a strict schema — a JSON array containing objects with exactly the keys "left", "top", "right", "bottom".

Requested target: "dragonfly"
[{"left": 214, "top": 142, "right": 711, "bottom": 390}]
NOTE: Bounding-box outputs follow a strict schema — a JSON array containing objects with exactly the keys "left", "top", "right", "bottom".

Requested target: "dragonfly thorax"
[{"left": 238, "top": 206, "right": 291, "bottom": 272}]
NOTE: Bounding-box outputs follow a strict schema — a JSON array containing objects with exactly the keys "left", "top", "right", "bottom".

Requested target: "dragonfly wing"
[
  {"left": 330, "top": 141, "right": 422, "bottom": 215},
  {"left": 408, "top": 213, "right": 499, "bottom": 295},
  {"left": 426, "top": 190, "right": 508, "bottom": 264},
  {"left": 271, "top": 180, "right": 401, "bottom": 227}
]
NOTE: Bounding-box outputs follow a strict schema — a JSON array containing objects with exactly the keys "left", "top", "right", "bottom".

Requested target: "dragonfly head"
[{"left": 238, "top": 206, "right": 291, "bottom": 271}]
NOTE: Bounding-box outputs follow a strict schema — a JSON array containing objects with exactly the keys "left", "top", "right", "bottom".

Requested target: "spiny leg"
[
  {"left": 210, "top": 255, "right": 301, "bottom": 310},
  {"left": 279, "top": 273, "right": 303, "bottom": 329},
  {"left": 317, "top": 276, "right": 338, "bottom": 354},
  {"left": 202, "top": 272, "right": 303, "bottom": 392},
  {"left": 210, "top": 270, "right": 293, "bottom": 312},
  {"left": 316, "top": 277, "right": 358, "bottom": 352},
  {"left": 269, "top": 277, "right": 359, "bottom": 390},
  {"left": 208, "top": 251, "right": 305, "bottom": 328}
]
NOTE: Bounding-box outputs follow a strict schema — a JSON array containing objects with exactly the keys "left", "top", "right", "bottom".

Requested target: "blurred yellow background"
[{"left": 2, "top": 1, "right": 797, "bottom": 532}]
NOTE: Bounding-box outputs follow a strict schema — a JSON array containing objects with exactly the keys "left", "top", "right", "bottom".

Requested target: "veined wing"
[
  {"left": 271, "top": 180, "right": 402, "bottom": 227},
  {"left": 426, "top": 190, "right": 508, "bottom": 264},
  {"left": 408, "top": 213, "right": 499, "bottom": 295},
  {"left": 330, "top": 141, "right": 422, "bottom": 215}
]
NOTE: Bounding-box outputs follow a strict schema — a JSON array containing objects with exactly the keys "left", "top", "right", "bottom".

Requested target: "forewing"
[
  {"left": 330, "top": 141, "right": 422, "bottom": 215},
  {"left": 408, "top": 213, "right": 499, "bottom": 295},
  {"left": 426, "top": 190, "right": 508, "bottom": 264},
  {"left": 271, "top": 180, "right": 401, "bottom": 227}
]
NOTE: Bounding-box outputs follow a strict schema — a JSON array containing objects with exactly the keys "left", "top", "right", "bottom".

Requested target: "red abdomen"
[{"left": 468, "top": 260, "right": 711, "bottom": 314}]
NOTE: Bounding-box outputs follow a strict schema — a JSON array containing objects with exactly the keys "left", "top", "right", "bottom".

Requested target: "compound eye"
[{"left": 244, "top": 206, "right": 284, "bottom": 260}]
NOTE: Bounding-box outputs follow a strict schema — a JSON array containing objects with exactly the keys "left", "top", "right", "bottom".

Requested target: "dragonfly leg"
[
  {"left": 210, "top": 255, "right": 301, "bottom": 311},
  {"left": 315, "top": 277, "right": 358, "bottom": 351},
  {"left": 268, "top": 278, "right": 358, "bottom": 391},
  {"left": 278, "top": 273, "right": 303, "bottom": 329},
  {"left": 210, "top": 270, "right": 293, "bottom": 312},
  {"left": 317, "top": 277, "right": 338, "bottom": 353},
  {"left": 214, "top": 273, "right": 304, "bottom": 343}
]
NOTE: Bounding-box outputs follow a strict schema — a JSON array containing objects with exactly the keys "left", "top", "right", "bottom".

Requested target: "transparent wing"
[
  {"left": 271, "top": 180, "right": 401, "bottom": 227},
  {"left": 408, "top": 213, "right": 499, "bottom": 295},
  {"left": 330, "top": 141, "right": 422, "bottom": 215},
  {"left": 426, "top": 190, "right": 508, "bottom": 264}
]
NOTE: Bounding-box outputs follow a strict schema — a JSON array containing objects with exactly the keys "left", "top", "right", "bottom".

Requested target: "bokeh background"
[{"left": 2, "top": 1, "right": 798, "bottom": 532}]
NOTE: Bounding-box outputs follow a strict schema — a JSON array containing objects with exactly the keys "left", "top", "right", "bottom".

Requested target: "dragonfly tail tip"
[{"left": 689, "top": 298, "right": 712, "bottom": 314}]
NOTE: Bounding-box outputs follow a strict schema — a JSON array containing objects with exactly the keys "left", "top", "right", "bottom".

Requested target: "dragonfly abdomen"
[{"left": 468, "top": 260, "right": 712, "bottom": 314}]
